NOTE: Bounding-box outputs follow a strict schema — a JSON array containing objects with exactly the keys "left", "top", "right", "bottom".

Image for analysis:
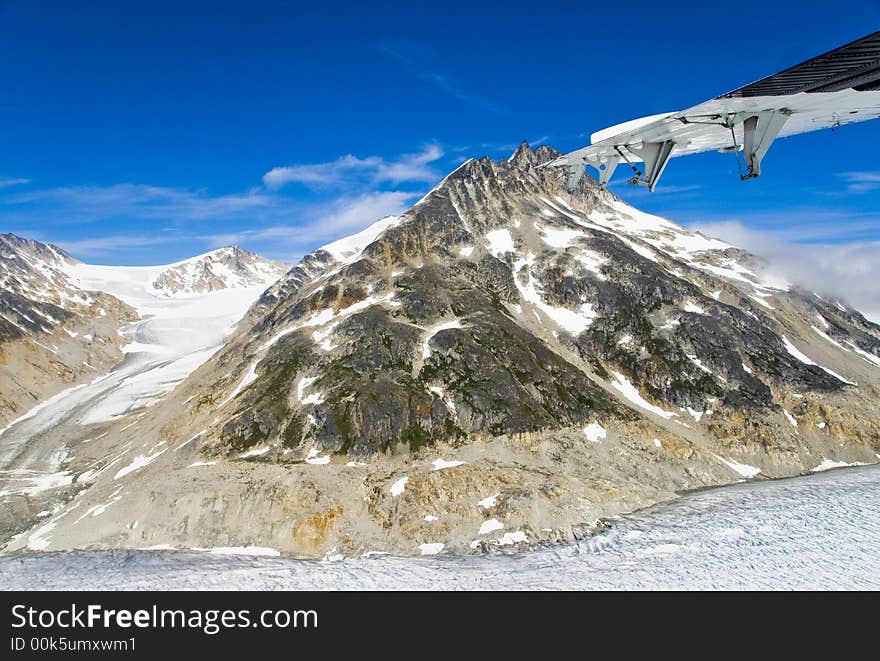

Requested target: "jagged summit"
[{"left": 508, "top": 140, "right": 560, "bottom": 169}]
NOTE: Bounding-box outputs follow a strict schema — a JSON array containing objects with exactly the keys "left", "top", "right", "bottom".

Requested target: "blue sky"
[{"left": 1, "top": 0, "right": 880, "bottom": 280}]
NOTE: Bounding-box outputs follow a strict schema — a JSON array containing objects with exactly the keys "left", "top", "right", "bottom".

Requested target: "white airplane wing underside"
[{"left": 547, "top": 30, "right": 880, "bottom": 191}]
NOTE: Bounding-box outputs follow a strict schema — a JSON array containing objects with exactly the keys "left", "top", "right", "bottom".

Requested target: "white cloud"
[
  {"left": 55, "top": 234, "right": 178, "bottom": 257},
  {"left": 2, "top": 144, "right": 442, "bottom": 263},
  {"left": 263, "top": 145, "right": 443, "bottom": 190},
  {"left": 0, "top": 177, "right": 30, "bottom": 189},
  {"left": 378, "top": 45, "right": 505, "bottom": 114},
  {"left": 200, "top": 190, "right": 417, "bottom": 250},
  {"left": 613, "top": 183, "right": 702, "bottom": 197},
  {"left": 693, "top": 220, "right": 880, "bottom": 322},
  {"left": 4, "top": 183, "right": 275, "bottom": 223},
  {"left": 837, "top": 171, "right": 880, "bottom": 194}
]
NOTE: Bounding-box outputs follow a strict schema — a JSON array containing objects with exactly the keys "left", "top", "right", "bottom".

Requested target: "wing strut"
[
  {"left": 740, "top": 110, "right": 790, "bottom": 179},
  {"left": 563, "top": 154, "right": 621, "bottom": 192},
  {"left": 624, "top": 140, "right": 675, "bottom": 191}
]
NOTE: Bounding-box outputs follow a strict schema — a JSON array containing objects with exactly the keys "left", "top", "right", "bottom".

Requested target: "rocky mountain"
[
  {"left": 0, "top": 234, "right": 137, "bottom": 427},
  {"left": 202, "top": 142, "right": 880, "bottom": 458},
  {"left": 4, "top": 143, "right": 879, "bottom": 558}
]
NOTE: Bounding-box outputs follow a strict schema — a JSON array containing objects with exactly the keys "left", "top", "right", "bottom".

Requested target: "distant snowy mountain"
[
  {"left": 149, "top": 246, "right": 289, "bottom": 298},
  {"left": 0, "top": 237, "right": 289, "bottom": 428}
]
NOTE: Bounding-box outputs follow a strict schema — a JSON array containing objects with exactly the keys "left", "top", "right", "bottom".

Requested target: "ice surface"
[{"left": 3, "top": 466, "right": 879, "bottom": 589}]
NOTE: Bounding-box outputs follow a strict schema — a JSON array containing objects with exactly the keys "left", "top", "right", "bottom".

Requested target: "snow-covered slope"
[
  {"left": 0, "top": 234, "right": 137, "bottom": 427},
  {"left": 26, "top": 246, "right": 292, "bottom": 425},
  {"left": 1, "top": 240, "right": 288, "bottom": 442}
]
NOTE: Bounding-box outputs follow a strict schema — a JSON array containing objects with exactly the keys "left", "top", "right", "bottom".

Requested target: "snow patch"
[
  {"left": 485, "top": 229, "right": 515, "bottom": 257},
  {"left": 513, "top": 254, "right": 595, "bottom": 335},
  {"left": 582, "top": 421, "right": 606, "bottom": 443},
  {"left": 479, "top": 518, "right": 505, "bottom": 535},
  {"left": 812, "top": 458, "right": 865, "bottom": 473},
  {"left": 114, "top": 449, "right": 166, "bottom": 480},
  {"left": 239, "top": 446, "right": 271, "bottom": 459},
  {"left": 390, "top": 476, "right": 409, "bottom": 497},
  {"left": 206, "top": 546, "right": 281, "bottom": 557},
  {"left": 683, "top": 301, "right": 706, "bottom": 315},
  {"left": 297, "top": 376, "right": 325, "bottom": 406},
  {"left": 421, "top": 320, "right": 462, "bottom": 360},
  {"left": 781, "top": 335, "right": 857, "bottom": 385},
  {"left": 716, "top": 456, "right": 761, "bottom": 479},
  {"left": 432, "top": 458, "right": 465, "bottom": 471},
  {"left": 610, "top": 371, "right": 676, "bottom": 418},
  {"left": 305, "top": 448, "right": 331, "bottom": 465},
  {"left": 478, "top": 494, "right": 499, "bottom": 509},
  {"left": 490, "top": 530, "right": 528, "bottom": 546},
  {"left": 419, "top": 543, "right": 444, "bottom": 556}
]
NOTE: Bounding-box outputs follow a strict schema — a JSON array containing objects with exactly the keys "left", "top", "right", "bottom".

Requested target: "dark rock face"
[{"left": 205, "top": 142, "right": 880, "bottom": 457}]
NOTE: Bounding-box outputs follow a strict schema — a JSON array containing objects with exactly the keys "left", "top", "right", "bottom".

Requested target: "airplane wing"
[{"left": 547, "top": 30, "right": 880, "bottom": 191}]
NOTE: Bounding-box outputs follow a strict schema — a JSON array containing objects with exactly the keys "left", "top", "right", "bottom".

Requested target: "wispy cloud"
[
  {"left": 1, "top": 143, "right": 443, "bottom": 263},
  {"left": 612, "top": 183, "right": 703, "bottom": 197},
  {"left": 422, "top": 73, "right": 505, "bottom": 113},
  {"left": 686, "top": 207, "right": 880, "bottom": 244},
  {"left": 837, "top": 171, "right": 880, "bottom": 193},
  {"left": 263, "top": 145, "right": 443, "bottom": 190},
  {"left": 378, "top": 44, "right": 505, "bottom": 114},
  {"left": 201, "top": 190, "right": 417, "bottom": 249},
  {"left": 0, "top": 177, "right": 30, "bottom": 189},
  {"left": 55, "top": 233, "right": 178, "bottom": 257},
  {"left": 3, "top": 183, "right": 276, "bottom": 224},
  {"left": 693, "top": 220, "right": 880, "bottom": 322}
]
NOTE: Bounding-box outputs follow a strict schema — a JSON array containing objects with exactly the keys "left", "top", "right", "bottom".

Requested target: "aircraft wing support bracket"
[
  {"left": 737, "top": 109, "right": 791, "bottom": 179},
  {"left": 723, "top": 108, "right": 791, "bottom": 179},
  {"left": 563, "top": 154, "right": 621, "bottom": 192},
  {"left": 624, "top": 140, "right": 675, "bottom": 191}
]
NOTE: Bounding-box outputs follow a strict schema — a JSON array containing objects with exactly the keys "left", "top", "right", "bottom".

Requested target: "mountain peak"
[
  {"left": 508, "top": 140, "right": 560, "bottom": 169},
  {"left": 149, "top": 245, "right": 289, "bottom": 297}
]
